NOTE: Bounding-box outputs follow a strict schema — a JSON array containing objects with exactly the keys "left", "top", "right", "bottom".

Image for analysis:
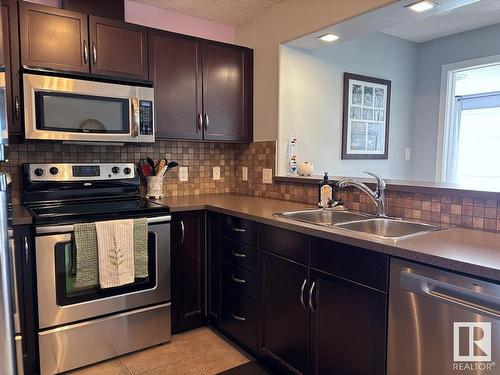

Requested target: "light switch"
[
  {"left": 213, "top": 166, "right": 221, "bottom": 180},
  {"left": 262, "top": 168, "right": 273, "bottom": 184},
  {"left": 179, "top": 167, "right": 188, "bottom": 181},
  {"left": 405, "top": 147, "right": 411, "bottom": 161},
  {"left": 242, "top": 166, "right": 248, "bottom": 181}
]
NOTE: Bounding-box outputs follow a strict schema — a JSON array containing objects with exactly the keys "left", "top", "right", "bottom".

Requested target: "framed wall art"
[{"left": 342, "top": 73, "right": 391, "bottom": 159}]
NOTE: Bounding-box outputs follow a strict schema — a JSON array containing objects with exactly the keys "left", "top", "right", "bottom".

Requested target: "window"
[{"left": 441, "top": 63, "right": 500, "bottom": 188}]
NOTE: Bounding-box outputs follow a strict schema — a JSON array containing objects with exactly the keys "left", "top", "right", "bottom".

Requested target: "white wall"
[
  {"left": 278, "top": 33, "right": 418, "bottom": 179},
  {"left": 235, "top": 0, "right": 395, "bottom": 141}
]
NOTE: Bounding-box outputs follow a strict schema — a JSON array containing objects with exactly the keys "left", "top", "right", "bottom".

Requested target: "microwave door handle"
[{"left": 131, "top": 98, "right": 140, "bottom": 137}]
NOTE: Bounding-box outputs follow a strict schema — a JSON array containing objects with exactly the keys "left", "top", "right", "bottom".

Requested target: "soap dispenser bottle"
[{"left": 318, "top": 172, "right": 334, "bottom": 208}]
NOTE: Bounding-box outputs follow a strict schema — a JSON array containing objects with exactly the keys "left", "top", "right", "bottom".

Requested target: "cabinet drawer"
[
  {"left": 222, "top": 238, "right": 259, "bottom": 273},
  {"left": 258, "top": 224, "right": 310, "bottom": 265},
  {"left": 222, "top": 215, "right": 257, "bottom": 246},
  {"left": 311, "top": 238, "right": 389, "bottom": 292},
  {"left": 220, "top": 285, "right": 259, "bottom": 353},
  {"left": 222, "top": 262, "right": 260, "bottom": 301}
]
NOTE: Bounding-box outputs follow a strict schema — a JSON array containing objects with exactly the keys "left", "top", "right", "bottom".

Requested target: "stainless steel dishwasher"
[{"left": 388, "top": 258, "right": 499, "bottom": 375}]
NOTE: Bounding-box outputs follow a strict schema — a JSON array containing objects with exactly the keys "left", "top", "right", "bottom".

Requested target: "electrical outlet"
[
  {"left": 213, "top": 166, "right": 221, "bottom": 180},
  {"left": 405, "top": 147, "right": 411, "bottom": 161},
  {"left": 242, "top": 167, "right": 248, "bottom": 181},
  {"left": 179, "top": 167, "right": 188, "bottom": 182},
  {"left": 262, "top": 168, "right": 273, "bottom": 184}
]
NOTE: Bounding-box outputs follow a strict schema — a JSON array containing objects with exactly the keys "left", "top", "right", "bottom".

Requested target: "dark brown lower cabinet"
[
  {"left": 171, "top": 211, "right": 206, "bottom": 333},
  {"left": 261, "top": 252, "right": 309, "bottom": 374},
  {"left": 309, "top": 270, "right": 387, "bottom": 375},
  {"left": 220, "top": 285, "right": 259, "bottom": 353}
]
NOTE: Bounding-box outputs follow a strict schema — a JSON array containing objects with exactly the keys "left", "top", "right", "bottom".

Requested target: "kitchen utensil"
[
  {"left": 139, "top": 159, "right": 153, "bottom": 177},
  {"left": 155, "top": 158, "right": 167, "bottom": 175},
  {"left": 146, "top": 157, "right": 155, "bottom": 172}
]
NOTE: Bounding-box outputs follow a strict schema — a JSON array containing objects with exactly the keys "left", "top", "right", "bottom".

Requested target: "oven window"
[
  {"left": 35, "top": 91, "right": 130, "bottom": 134},
  {"left": 55, "top": 232, "right": 156, "bottom": 306}
]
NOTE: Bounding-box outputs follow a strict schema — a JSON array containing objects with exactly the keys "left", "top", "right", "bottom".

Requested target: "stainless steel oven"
[
  {"left": 35, "top": 215, "right": 171, "bottom": 374},
  {"left": 23, "top": 73, "right": 154, "bottom": 144}
]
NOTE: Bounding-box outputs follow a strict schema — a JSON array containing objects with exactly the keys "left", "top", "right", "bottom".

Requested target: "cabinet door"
[
  {"left": 202, "top": 42, "right": 252, "bottom": 142},
  {"left": 309, "top": 270, "right": 387, "bottom": 375},
  {"left": 149, "top": 30, "right": 202, "bottom": 140},
  {"left": 2, "top": 0, "right": 22, "bottom": 135},
  {"left": 171, "top": 211, "right": 206, "bottom": 333},
  {"left": 261, "top": 252, "right": 309, "bottom": 374},
  {"left": 207, "top": 211, "right": 221, "bottom": 323},
  {"left": 89, "top": 16, "right": 148, "bottom": 80},
  {"left": 19, "top": 2, "right": 89, "bottom": 73}
]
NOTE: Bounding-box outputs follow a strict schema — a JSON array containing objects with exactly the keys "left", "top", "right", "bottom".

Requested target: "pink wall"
[
  {"left": 124, "top": 1, "right": 234, "bottom": 43},
  {"left": 24, "top": 0, "right": 235, "bottom": 44}
]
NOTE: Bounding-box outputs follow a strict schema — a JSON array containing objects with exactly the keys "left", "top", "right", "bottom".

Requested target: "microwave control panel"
[{"left": 139, "top": 100, "right": 153, "bottom": 136}]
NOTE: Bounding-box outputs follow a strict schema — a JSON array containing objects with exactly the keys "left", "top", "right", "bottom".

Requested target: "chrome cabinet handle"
[
  {"left": 231, "top": 274, "right": 246, "bottom": 284},
  {"left": 83, "top": 40, "right": 88, "bottom": 64},
  {"left": 14, "top": 97, "right": 20, "bottom": 121},
  {"left": 92, "top": 42, "right": 97, "bottom": 65},
  {"left": 197, "top": 113, "right": 202, "bottom": 132},
  {"left": 180, "top": 220, "right": 185, "bottom": 245},
  {"left": 300, "top": 278, "right": 307, "bottom": 309},
  {"left": 308, "top": 281, "right": 316, "bottom": 312},
  {"left": 232, "top": 250, "right": 246, "bottom": 258},
  {"left": 204, "top": 113, "right": 209, "bottom": 130},
  {"left": 24, "top": 235, "right": 29, "bottom": 265},
  {"left": 231, "top": 311, "right": 246, "bottom": 321},
  {"left": 232, "top": 227, "right": 245, "bottom": 233}
]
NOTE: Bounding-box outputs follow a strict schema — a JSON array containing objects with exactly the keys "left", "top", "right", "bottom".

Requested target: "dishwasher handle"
[{"left": 400, "top": 271, "right": 500, "bottom": 320}]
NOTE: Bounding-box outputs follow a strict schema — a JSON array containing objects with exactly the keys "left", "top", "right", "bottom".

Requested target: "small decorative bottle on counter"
[{"left": 318, "top": 172, "right": 334, "bottom": 208}]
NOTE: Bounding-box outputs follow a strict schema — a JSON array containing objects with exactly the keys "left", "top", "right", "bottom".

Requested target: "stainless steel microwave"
[{"left": 23, "top": 74, "right": 154, "bottom": 143}]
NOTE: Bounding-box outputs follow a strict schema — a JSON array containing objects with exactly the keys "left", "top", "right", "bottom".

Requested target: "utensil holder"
[{"left": 145, "top": 176, "right": 164, "bottom": 199}]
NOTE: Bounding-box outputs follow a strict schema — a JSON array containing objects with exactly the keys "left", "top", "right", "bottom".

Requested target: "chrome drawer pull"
[
  {"left": 231, "top": 311, "right": 246, "bottom": 321},
  {"left": 231, "top": 274, "right": 246, "bottom": 284},
  {"left": 232, "top": 227, "right": 246, "bottom": 233},
  {"left": 232, "top": 250, "right": 246, "bottom": 258},
  {"left": 309, "top": 281, "right": 316, "bottom": 312}
]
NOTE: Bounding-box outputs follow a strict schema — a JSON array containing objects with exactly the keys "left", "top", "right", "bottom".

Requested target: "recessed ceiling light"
[
  {"left": 407, "top": 0, "right": 435, "bottom": 12},
  {"left": 318, "top": 34, "right": 340, "bottom": 43}
]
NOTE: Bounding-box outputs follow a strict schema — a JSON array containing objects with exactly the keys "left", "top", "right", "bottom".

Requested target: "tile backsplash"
[
  {"left": 2, "top": 140, "right": 500, "bottom": 232},
  {"left": 1, "top": 141, "right": 239, "bottom": 204}
]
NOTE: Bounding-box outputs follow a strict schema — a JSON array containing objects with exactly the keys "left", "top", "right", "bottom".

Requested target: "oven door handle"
[{"left": 36, "top": 215, "right": 171, "bottom": 234}]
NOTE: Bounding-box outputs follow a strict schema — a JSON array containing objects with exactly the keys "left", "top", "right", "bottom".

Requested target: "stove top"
[
  {"left": 22, "top": 163, "right": 170, "bottom": 225},
  {"left": 28, "top": 198, "right": 169, "bottom": 225}
]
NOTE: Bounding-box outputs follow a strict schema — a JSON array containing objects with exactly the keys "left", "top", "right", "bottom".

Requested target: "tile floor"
[{"left": 68, "top": 327, "right": 252, "bottom": 375}]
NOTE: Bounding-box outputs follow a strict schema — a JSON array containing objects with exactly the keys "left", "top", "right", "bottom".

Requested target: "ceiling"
[
  {"left": 383, "top": 0, "right": 500, "bottom": 43},
  {"left": 130, "top": 0, "right": 281, "bottom": 25}
]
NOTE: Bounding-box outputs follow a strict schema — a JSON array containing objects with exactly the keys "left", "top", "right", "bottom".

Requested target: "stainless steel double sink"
[{"left": 276, "top": 209, "right": 439, "bottom": 240}]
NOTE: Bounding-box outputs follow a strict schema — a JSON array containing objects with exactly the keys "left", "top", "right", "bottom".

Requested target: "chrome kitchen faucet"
[{"left": 337, "top": 171, "right": 387, "bottom": 217}]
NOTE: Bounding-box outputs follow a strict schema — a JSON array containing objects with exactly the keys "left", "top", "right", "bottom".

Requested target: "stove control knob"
[
  {"left": 112, "top": 166, "right": 120, "bottom": 174},
  {"left": 123, "top": 167, "right": 132, "bottom": 175},
  {"left": 49, "top": 167, "right": 59, "bottom": 175},
  {"left": 34, "top": 168, "right": 44, "bottom": 177}
]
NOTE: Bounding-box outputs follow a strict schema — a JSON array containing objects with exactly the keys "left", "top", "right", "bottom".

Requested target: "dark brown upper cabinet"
[
  {"left": 149, "top": 30, "right": 202, "bottom": 140},
  {"left": 19, "top": 2, "right": 89, "bottom": 73},
  {"left": 202, "top": 42, "right": 252, "bottom": 142},
  {"left": 19, "top": 2, "right": 148, "bottom": 80},
  {"left": 89, "top": 16, "right": 148, "bottom": 80},
  {"left": 150, "top": 30, "right": 253, "bottom": 142}
]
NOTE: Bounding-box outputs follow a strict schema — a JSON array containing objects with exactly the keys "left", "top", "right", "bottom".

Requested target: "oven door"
[
  {"left": 35, "top": 216, "right": 170, "bottom": 329},
  {"left": 23, "top": 73, "right": 153, "bottom": 143}
]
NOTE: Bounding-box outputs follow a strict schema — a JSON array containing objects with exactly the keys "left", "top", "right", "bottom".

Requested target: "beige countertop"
[
  {"left": 12, "top": 204, "right": 33, "bottom": 226},
  {"left": 159, "top": 194, "right": 500, "bottom": 282}
]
